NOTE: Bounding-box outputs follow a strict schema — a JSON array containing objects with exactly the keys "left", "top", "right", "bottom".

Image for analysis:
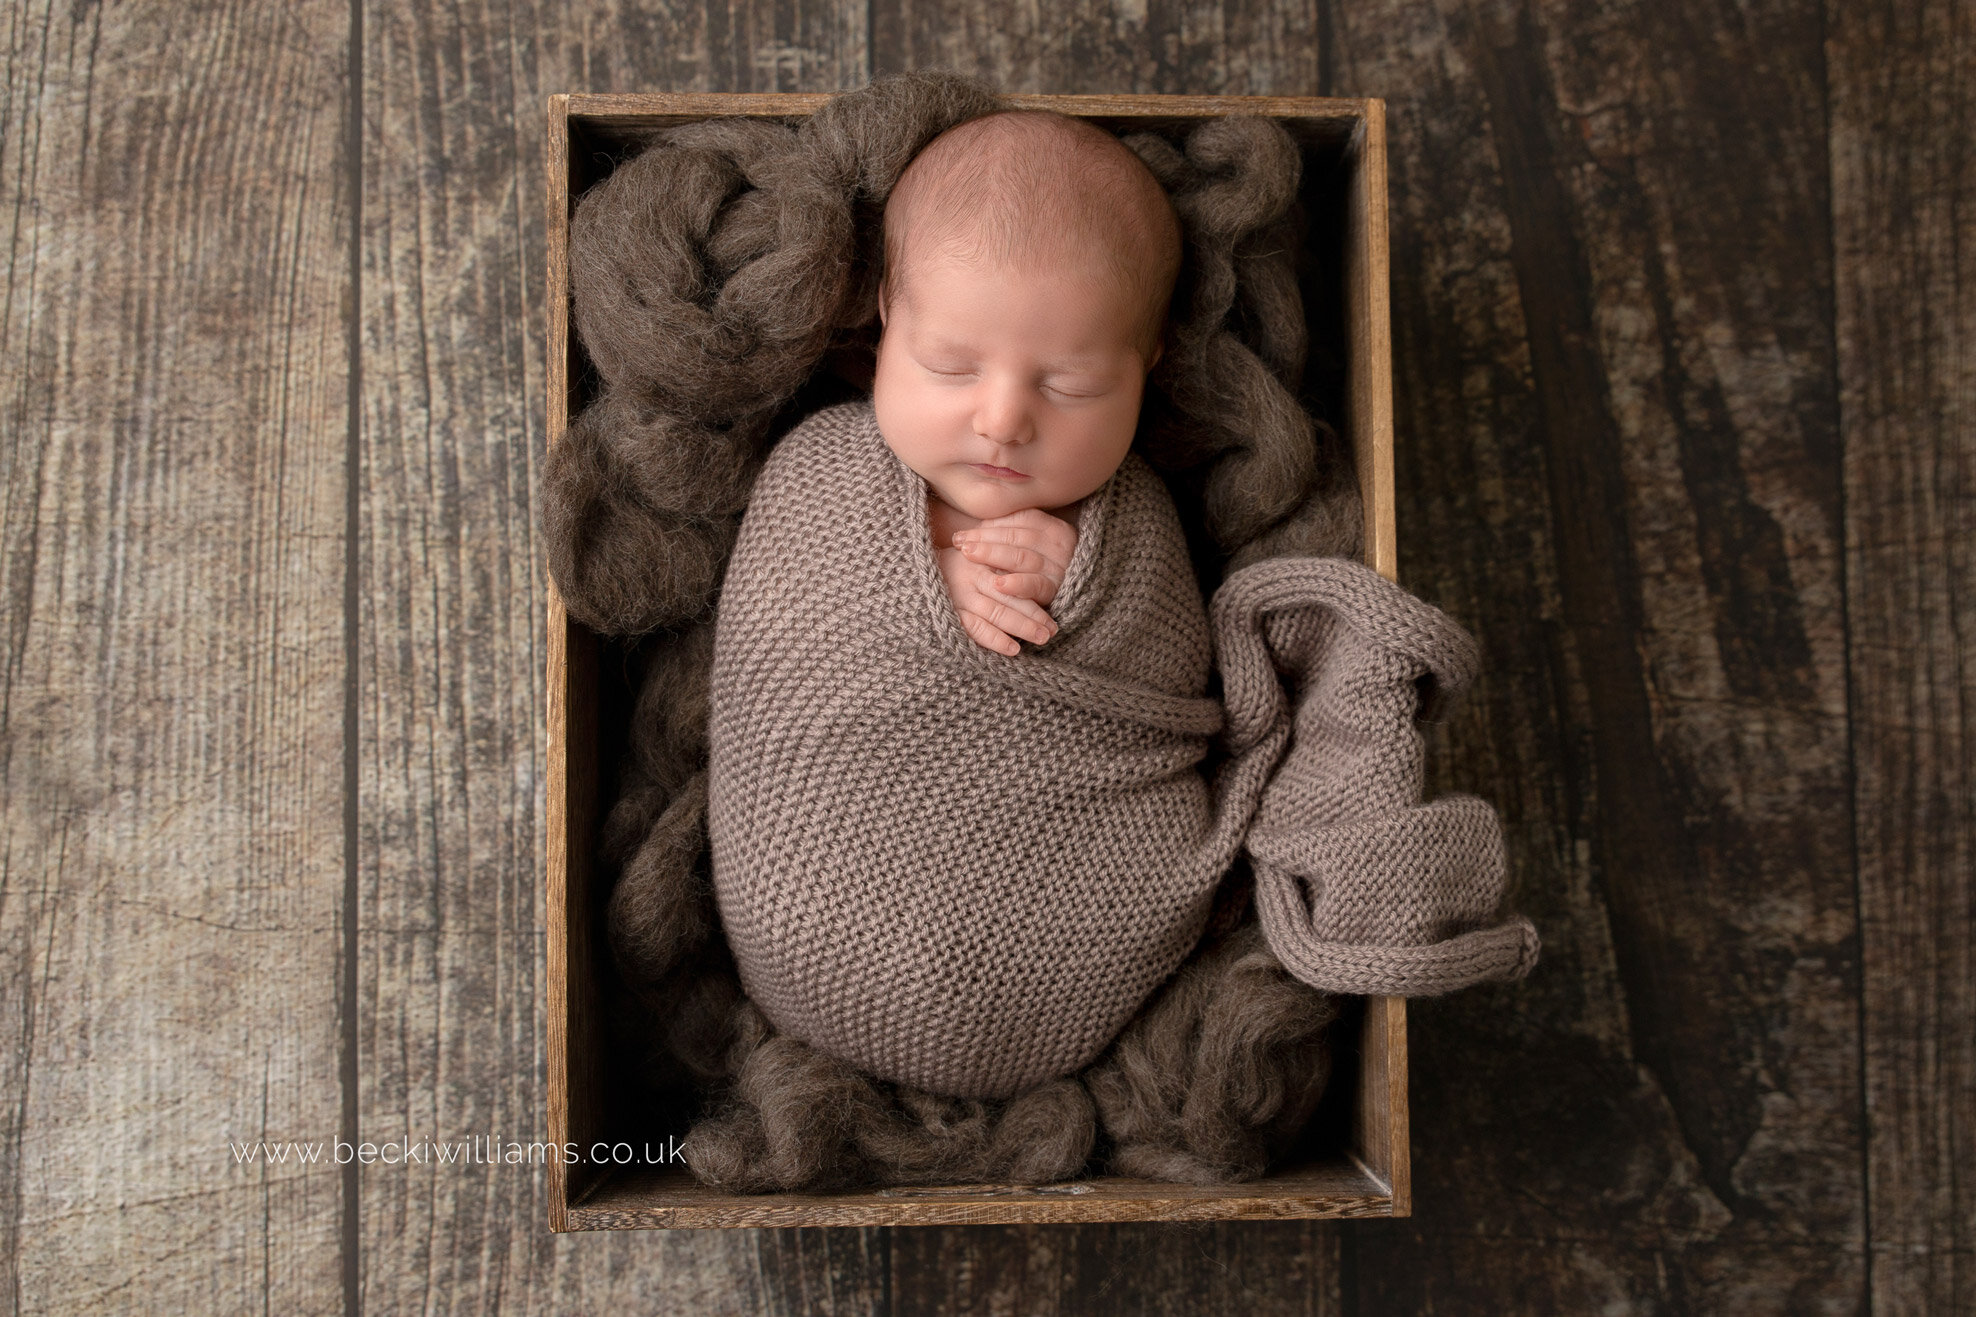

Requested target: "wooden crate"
[{"left": 544, "top": 91, "right": 1405, "bottom": 1230}]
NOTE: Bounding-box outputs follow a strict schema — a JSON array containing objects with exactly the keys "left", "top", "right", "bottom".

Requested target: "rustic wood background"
[{"left": 1, "top": 0, "right": 1967, "bottom": 1312}]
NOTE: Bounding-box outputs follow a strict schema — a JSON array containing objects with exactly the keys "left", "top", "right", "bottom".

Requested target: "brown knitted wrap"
[
  {"left": 709, "top": 399, "right": 1539, "bottom": 1100},
  {"left": 708, "top": 400, "right": 1235, "bottom": 1098}
]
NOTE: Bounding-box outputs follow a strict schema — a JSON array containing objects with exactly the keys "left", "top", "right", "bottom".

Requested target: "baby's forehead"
[{"left": 894, "top": 250, "right": 1131, "bottom": 315}]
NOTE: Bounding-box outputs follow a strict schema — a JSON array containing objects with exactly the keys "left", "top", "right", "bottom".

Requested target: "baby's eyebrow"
[
  {"left": 910, "top": 328, "right": 1120, "bottom": 374},
  {"left": 915, "top": 333, "right": 978, "bottom": 358},
  {"left": 1035, "top": 357, "right": 1124, "bottom": 380}
]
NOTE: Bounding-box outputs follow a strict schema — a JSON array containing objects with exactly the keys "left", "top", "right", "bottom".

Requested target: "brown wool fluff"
[
  {"left": 1084, "top": 920, "right": 1341, "bottom": 1184},
  {"left": 548, "top": 71, "right": 1361, "bottom": 1192}
]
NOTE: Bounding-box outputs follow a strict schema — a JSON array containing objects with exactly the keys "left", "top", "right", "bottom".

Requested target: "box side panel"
[
  {"left": 544, "top": 93, "right": 610, "bottom": 1227},
  {"left": 569, "top": 1161, "right": 1394, "bottom": 1229},
  {"left": 1342, "top": 99, "right": 1411, "bottom": 1217},
  {"left": 1353, "top": 995, "right": 1411, "bottom": 1214},
  {"left": 547, "top": 601, "right": 604, "bottom": 1227},
  {"left": 544, "top": 91, "right": 572, "bottom": 1232},
  {"left": 1347, "top": 102, "right": 1398, "bottom": 581},
  {"left": 566, "top": 91, "right": 1367, "bottom": 149}
]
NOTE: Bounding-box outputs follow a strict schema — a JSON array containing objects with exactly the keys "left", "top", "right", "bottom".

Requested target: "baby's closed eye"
[{"left": 1041, "top": 373, "right": 1114, "bottom": 399}]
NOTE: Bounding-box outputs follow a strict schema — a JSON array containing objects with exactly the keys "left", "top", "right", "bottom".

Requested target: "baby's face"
[{"left": 873, "top": 251, "right": 1157, "bottom": 522}]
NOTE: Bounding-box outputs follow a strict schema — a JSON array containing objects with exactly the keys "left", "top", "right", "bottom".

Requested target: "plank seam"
[
  {"left": 1819, "top": 0, "right": 1873, "bottom": 1306},
  {"left": 340, "top": 0, "right": 363, "bottom": 1311}
]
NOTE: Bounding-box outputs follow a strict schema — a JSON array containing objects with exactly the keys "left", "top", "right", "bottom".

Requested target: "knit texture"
[
  {"left": 708, "top": 399, "right": 1538, "bottom": 1100},
  {"left": 1212, "top": 560, "right": 1543, "bottom": 993},
  {"left": 708, "top": 399, "right": 1235, "bottom": 1099}
]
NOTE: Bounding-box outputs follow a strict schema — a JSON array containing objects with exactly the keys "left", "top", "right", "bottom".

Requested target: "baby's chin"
[{"left": 932, "top": 480, "right": 1053, "bottom": 522}]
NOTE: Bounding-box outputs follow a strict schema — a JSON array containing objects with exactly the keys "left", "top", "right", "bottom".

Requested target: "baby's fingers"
[
  {"left": 953, "top": 524, "right": 1072, "bottom": 575},
  {"left": 966, "top": 586, "right": 1058, "bottom": 650},
  {"left": 991, "top": 571, "right": 1059, "bottom": 607},
  {"left": 958, "top": 611, "right": 1022, "bottom": 658},
  {"left": 955, "top": 536, "right": 1046, "bottom": 570}
]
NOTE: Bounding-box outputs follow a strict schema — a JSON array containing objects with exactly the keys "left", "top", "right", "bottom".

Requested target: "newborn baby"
[
  {"left": 870, "top": 110, "right": 1181, "bottom": 658},
  {"left": 706, "top": 111, "right": 1246, "bottom": 1100}
]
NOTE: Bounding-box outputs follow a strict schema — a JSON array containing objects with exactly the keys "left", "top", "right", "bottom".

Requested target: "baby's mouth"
[{"left": 971, "top": 463, "right": 1028, "bottom": 479}]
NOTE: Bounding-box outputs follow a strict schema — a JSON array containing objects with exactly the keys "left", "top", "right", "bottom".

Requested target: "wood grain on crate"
[
  {"left": 563, "top": 89, "right": 1368, "bottom": 146},
  {"left": 1344, "top": 100, "right": 1397, "bottom": 582},
  {"left": 543, "top": 91, "right": 610, "bottom": 1233},
  {"left": 568, "top": 1162, "right": 1393, "bottom": 1229}
]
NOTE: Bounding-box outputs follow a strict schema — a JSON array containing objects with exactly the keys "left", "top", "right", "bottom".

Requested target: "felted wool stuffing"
[{"left": 546, "top": 71, "right": 1537, "bottom": 1194}]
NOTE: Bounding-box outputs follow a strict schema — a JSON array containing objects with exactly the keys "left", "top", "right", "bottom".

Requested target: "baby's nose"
[{"left": 972, "top": 380, "right": 1035, "bottom": 444}]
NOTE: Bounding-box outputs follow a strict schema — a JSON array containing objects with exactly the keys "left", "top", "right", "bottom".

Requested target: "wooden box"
[{"left": 545, "top": 91, "right": 1405, "bottom": 1230}]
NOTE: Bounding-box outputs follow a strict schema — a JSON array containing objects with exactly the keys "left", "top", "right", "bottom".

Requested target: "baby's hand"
[
  {"left": 935, "top": 545, "right": 1058, "bottom": 657},
  {"left": 937, "top": 507, "right": 1079, "bottom": 657},
  {"left": 950, "top": 508, "right": 1078, "bottom": 609}
]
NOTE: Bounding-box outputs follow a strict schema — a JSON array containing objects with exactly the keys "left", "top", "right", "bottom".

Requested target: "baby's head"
[{"left": 872, "top": 110, "right": 1183, "bottom": 522}]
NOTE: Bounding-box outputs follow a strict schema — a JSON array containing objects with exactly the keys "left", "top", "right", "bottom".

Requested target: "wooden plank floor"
[{"left": 1, "top": 0, "right": 1967, "bottom": 1312}]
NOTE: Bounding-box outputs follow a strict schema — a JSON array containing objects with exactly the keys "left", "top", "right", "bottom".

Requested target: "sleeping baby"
[
  {"left": 705, "top": 107, "right": 1539, "bottom": 1107},
  {"left": 704, "top": 110, "right": 1244, "bottom": 1099},
  {"left": 871, "top": 109, "right": 1181, "bottom": 659}
]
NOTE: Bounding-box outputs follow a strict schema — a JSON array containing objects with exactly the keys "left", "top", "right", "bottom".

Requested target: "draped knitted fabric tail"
[{"left": 1210, "top": 558, "right": 1542, "bottom": 995}]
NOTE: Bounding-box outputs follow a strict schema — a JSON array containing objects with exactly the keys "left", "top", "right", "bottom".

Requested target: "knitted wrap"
[
  {"left": 708, "top": 400, "right": 1538, "bottom": 1100},
  {"left": 708, "top": 400, "right": 1233, "bottom": 1098}
]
